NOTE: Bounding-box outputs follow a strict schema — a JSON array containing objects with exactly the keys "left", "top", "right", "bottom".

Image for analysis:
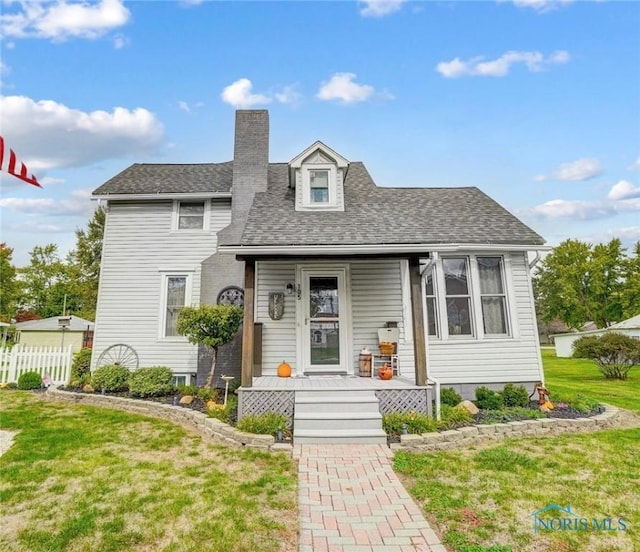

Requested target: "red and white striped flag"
[{"left": 0, "top": 136, "right": 42, "bottom": 188}]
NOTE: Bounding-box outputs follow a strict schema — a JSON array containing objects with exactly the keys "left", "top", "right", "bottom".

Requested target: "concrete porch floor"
[{"left": 247, "top": 374, "right": 429, "bottom": 391}]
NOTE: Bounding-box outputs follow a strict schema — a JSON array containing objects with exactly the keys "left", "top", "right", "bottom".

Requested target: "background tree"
[
  {"left": 0, "top": 243, "right": 21, "bottom": 322},
  {"left": 67, "top": 206, "right": 106, "bottom": 320},
  {"left": 176, "top": 305, "right": 244, "bottom": 388},
  {"left": 18, "top": 244, "right": 78, "bottom": 319},
  {"left": 620, "top": 241, "right": 640, "bottom": 318},
  {"left": 534, "top": 238, "right": 636, "bottom": 330}
]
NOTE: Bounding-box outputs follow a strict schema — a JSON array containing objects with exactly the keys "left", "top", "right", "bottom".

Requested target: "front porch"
[{"left": 237, "top": 375, "right": 436, "bottom": 439}]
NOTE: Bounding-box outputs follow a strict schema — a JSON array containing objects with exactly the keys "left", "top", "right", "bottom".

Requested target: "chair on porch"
[{"left": 371, "top": 328, "right": 399, "bottom": 377}]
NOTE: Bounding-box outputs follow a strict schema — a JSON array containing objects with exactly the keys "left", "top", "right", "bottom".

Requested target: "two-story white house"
[{"left": 92, "top": 110, "right": 547, "bottom": 442}]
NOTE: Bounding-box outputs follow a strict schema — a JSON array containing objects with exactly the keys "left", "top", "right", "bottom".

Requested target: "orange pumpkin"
[
  {"left": 277, "top": 360, "right": 292, "bottom": 378},
  {"left": 378, "top": 363, "right": 393, "bottom": 380}
]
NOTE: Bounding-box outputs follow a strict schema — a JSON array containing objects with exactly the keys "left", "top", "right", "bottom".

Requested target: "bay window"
[{"left": 424, "top": 255, "right": 511, "bottom": 340}]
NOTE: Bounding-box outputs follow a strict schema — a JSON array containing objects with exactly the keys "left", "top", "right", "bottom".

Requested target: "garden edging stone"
[
  {"left": 45, "top": 386, "right": 289, "bottom": 454},
  {"left": 399, "top": 403, "right": 621, "bottom": 451}
]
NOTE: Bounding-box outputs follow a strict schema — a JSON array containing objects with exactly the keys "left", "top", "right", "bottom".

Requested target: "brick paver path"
[{"left": 294, "top": 444, "right": 447, "bottom": 552}]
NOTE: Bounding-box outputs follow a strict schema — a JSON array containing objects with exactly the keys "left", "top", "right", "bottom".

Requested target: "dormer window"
[
  {"left": 310, "top": 169, "right": 329, "bottom": 204},
  {"left": 290, "top": 141, "right": 349, "bottom": 212}
]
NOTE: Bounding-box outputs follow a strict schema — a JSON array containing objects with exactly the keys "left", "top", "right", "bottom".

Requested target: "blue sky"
[{"left": 1, "top": 0, "right": 639, "bottom": 266}]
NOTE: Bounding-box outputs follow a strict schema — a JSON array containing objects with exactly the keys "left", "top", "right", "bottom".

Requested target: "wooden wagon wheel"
[{"left": 96, "top": 344, "right": 139, "bottom": 370}]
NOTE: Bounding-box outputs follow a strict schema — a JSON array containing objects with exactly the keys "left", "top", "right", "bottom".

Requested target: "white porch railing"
[{"left": 0, "top": 345, "right": 74, "bottom": 385}]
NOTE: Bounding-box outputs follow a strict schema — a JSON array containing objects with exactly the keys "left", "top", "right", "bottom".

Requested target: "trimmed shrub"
[
  {"left": 177, "top": 384, "right": 199, "bottom": 397},
  {"left": 128, "top": 366, "right": 175, "bottom": 397},
  {"left": 91, "top": 364, "right": 130, "bottom": 392},
  {"left": 236, "top": 412, "right": 289, "bottom": 437},
  {"left": 17, "top": 371, "right": 42, "bottom": 390},
  {"left": 70, "top": 348, "right": 93, "bottom": 386},
  {"left": 501, "top": 383, "right": 530, "bottom": 408},
  {"left": 382, "top": 411, "right": 438, "bottom": 436},
  {"left": 438, "top": 405, "right": 474, "bottom": 430},
  {"left": 440, "top": 387, "right": 462, "bottom": 407},
  {"left": 475, "top": 387, "right": 504, "bottom": 410},
  {"left": 573, "top": 332, "right": 640, "bottom": 380}
]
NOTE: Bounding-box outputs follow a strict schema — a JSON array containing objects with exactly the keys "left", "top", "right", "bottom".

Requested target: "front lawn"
[
  {"left": 395, "top": 351, "right": 640, "bottom": 552},
  {"left": 542, "top": 348, "right": 640, "bottom": 413},
  {"left": 0, "top": 391, "right": 297, "bottom": 552}
]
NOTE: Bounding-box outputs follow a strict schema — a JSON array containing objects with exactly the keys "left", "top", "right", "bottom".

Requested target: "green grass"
[
  {"left": 0, "top": 391, "right": 297, "bottom": 552},
  {"left": 542, "top": 348, "right": 640, "bottom": 413},
  {"left": 395, "top": 351, "right": 640, "bottom": 552}
]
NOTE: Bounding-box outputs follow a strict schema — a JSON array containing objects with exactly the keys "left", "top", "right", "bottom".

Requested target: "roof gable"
[{"left": 289, "top": 141, "right": 349, "bottom": 169}]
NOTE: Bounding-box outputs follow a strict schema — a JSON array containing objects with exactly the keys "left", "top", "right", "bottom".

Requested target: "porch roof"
[{"left": 220, "top": 162, "right": 545, "bottom": 249}]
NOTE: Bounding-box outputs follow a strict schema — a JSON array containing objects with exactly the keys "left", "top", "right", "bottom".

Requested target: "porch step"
[{"left": 293, "top": 389, "right": 387, "bottom": 444}]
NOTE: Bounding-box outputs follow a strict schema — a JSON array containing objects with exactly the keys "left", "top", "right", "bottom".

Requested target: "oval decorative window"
[{"left": 217, "top": 286, "right": 244, "bottom": 307}]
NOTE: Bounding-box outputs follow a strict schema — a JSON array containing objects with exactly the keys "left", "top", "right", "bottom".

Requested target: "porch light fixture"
[{"left": 285, "top": 282, "right": 294, "bottom": 295}]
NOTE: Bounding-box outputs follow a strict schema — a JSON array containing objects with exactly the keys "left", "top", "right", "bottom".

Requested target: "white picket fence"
[{"left": 0, "top": 345, "right": 74, "bottom": 385}]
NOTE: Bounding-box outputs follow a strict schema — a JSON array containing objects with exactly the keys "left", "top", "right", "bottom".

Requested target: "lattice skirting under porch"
[
  {"left": 376, "top": 388, "right": 433, "bottom": 416},
  {"left": 238, "top": 390, "right": 295, "bottom": 426}
]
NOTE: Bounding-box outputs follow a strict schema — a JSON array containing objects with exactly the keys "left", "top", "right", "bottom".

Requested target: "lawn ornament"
[{"left": 530, "top": 382, "right": 551, "bottom": 407}]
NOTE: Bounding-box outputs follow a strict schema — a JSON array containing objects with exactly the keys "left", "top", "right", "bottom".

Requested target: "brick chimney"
[{"left": 226, "top": 109, "right": 269, "bottom": 241}]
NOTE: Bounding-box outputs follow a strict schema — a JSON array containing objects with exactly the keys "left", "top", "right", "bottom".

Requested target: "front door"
[{"left": 299, "top": 267, "right": 350, "bottom": 374}]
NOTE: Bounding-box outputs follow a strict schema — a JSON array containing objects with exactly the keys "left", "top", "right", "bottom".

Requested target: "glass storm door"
[{"left": 301, "top": 269, "right": 348, "bottom": 373}]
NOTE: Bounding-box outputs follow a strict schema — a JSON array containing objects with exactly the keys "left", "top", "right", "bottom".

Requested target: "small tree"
[
  {"left": 176, "top": 304, "right": 244, "bottom": 388},
  {"left": 573, "top": 332, "right": 640, "bottom": 380}
]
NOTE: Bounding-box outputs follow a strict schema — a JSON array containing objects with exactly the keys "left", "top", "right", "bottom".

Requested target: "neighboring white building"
[
  {"left": 552, "top": 314, "right": 640, "bottom": 357},
  {"left": 92, "top": 110, "right": 548, "bottom": 400}
]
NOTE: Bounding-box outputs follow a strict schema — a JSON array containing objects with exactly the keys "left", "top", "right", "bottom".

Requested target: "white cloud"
[
  {"left": 0, "top": 0, "right": 131, "bottom": 42},
  {"left": 608, "top": 180, "right": 640, "bottom": 201},
  {"left": 0, "top": 196, "right": 94, "bottom": 217},
  {"left": 0, "top": 95, "right": 164, "bottom": 171},
  {"left": 359, "top": 0, "right": 405, "bottom": 17},
  {"left": 529, "top": 199, "right": 615, "bottom": 220},
  {"left": 628, "top": 156, "right": 640, "bottom": 171},
  {"left": 179, "top": 0, "right": 205, "bottom": 6},
  {"left": 512, "top": 0, "right": 574, "bottom": 13},
  {"left": 275, "top": 85, "right": 302, "bottom": 106},
  {"left": 220, "top": 78, "right": 271, "bottom": 108},
  {"left": 436, "top": 50, "right": 570, "bottom": 78},
  {"left": 535, "top": 158, "right": 603, "bottom": 182},
  {"left": 178, "top": 101, "right": 191, "bottom": 113},
  {"left": 113, "top": 33, "right": 128, "bottom": 49},
  {"left": 316, "top": 73, "right": 379, "bottom": 104},
  {"left": 4, "top": 221, "right": 68, "bottom": 234}
]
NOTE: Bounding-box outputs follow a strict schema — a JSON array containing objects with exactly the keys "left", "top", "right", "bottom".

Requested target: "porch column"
[
  {"left": 409, "top": 255, "right": 428, "bottom": 386},
  {"left": 241, "top": 259, "right": 255, "bottom": 388}
]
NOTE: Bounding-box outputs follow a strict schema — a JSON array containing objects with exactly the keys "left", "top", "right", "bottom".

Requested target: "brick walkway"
[{"left": 294, "top": 444, "right": 447, "bottom": 552}]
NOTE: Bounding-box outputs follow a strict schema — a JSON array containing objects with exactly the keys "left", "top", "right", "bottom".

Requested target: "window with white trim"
[
  {"left": 425, "top": 255, "right": 512, "bottom": 340},
  {"left": 424, "top": 267, "right": 439, "bottom": 337},
  {"left": 160, "top": 274, "right": 191, "bottom": 338},
  {"left": 309, "top": 170, "right": 330, "bottom": 204},
  {"left": 443, "top": 257, "right": 474, "bottom": 336},
  {"left": 477, "top": 256, "right": 508, "bottom": 335},
  {"left": 172, "top": 200, "right": 209, "bottom": 231}
]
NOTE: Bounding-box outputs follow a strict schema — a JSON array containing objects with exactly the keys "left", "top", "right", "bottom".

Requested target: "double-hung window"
[
  {"left": 173, "top": 200, "right": 209, "bottom": 231},
  {"left": 161, "top": 274, "right": 191, "bottom": 338},
  {"left": 443, "top": 258, "right": 473, "bottom": 336},
  {"left": 309, "top": 170, "right": 330, "bottom": 204},
  {"left": 477, "top": 257, "right": 508, "bottom": 335},
  {"left": 425, "top": 268, "right": 439, "bottom": 337}
]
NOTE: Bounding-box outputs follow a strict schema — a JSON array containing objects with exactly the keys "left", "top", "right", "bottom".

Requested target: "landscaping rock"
[
  {"left": 458, "top": 400, "right": 479, "bottom": 415},
  {"left": 179, "top": 395, "right": 194, "bottom": 405}
]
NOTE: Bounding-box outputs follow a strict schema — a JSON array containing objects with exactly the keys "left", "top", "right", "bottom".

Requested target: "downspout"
[{"left": 528, "top": 250, "right": 541, "bottom": 270}]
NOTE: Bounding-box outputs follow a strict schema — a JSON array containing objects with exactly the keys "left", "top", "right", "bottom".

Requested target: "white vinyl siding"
[
  {"left": 255, "top": 262, "right": 298, "bottom": 374},
  {"left": 92, "top": 199, "right": 231, "bottom": 373}
]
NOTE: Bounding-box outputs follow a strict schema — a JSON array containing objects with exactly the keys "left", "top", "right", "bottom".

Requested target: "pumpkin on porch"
[
  {"left": 378, "top": 363, "right": 393, "bottom": 380},
  {"left": 277, "top": 360, "right": 292, "bottom": 378}
]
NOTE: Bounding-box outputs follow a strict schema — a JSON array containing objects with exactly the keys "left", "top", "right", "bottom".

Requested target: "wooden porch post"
[
  {"left": 409, "top": 255, "right": 428, "bottom": 386},
  {"left": 241, "top": 259, "right": 255, "bottom": 388}
]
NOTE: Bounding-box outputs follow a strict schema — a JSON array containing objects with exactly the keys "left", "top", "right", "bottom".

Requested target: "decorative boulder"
[
  {"left": 458, "top": 400, "right": 479, "bottom": 415},
  {"left": 179, "top": 395, "right": 194, "bottom": 405}
]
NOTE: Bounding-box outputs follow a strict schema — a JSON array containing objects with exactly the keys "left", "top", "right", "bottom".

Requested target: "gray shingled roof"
[
  {"left": 93, "top": 162, "right": 233, "bottom": 195},
  {"left": 15, "top": 316, "right": 94, "bottom": 331},
  {"left": 224, "top": 162, "right": 545, "bottom": 247}
]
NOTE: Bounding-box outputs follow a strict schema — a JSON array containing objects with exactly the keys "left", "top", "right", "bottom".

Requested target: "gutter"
[
  {"left": 92, "top": 192, "right": 232, "bottom": 201},
  {"left": 219, "top": 243, "right": 551, "bottom": 256}
]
